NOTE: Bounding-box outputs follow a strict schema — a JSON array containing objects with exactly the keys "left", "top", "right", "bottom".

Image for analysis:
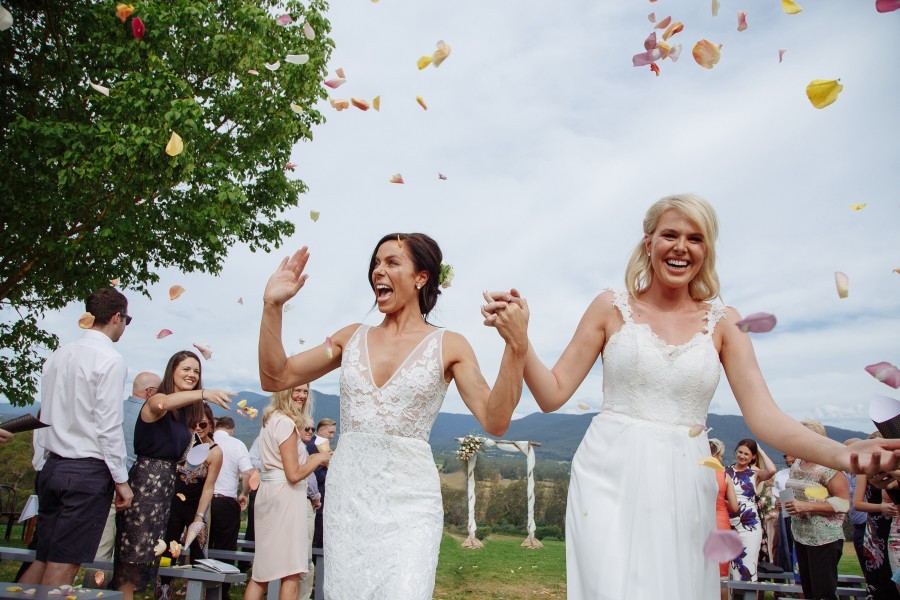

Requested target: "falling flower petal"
[
  {"left": 668, "top": 44, "right": 683, "bottom": 62},
  {"left": 704, "top": 530, "right": 743, "bottom": 562},
  {"left": 644, "top": 32, "right": 658, "bottom": 50},
  {"left": 778, "top": 49, "right": 787, "bottom": 63},
  {"left": 165, "top": 132, "right": 184, "bottom": 157},
  {"left": 432, "top": 40, "right": 451, "bottom": 67},
  {"left": 688, "top": 424, "right": 706, "bottom": 437},
  {"left": 850, "top": 203, "right": 866, "bottom": 210},
  {"left": 698, "top": 456, "right": 725, "bottom": 471},
  {"left": 277, "top": 13, "right": 293, "bottom": 25},
  {"left": 78, "top": 312, "right": 95, "bottom": 329},
  {"left": 264, "top": 61, "right": 281, "bottom": 71},
  {"left": 737, "top": 11, "right": 748, "bottom": 31},
  {"left": 238, "top": 297, "right": 243, "bottom": 305},
  {"left": 302, "top": 21, "right": 314, "bottom": 39},
  {"left": 712, "top": 0, "right": 720, "bottom": 15},
  {"left": 309, "top": 210, "right": 320, "bottom": 222},
  {"left": 283, "top": 303, "right": 295, "bottom": 313},
  {"left": 416, "top": 96, "right": 428, "bottom": 110},
  {"left": 389, "top": 173, "right": 404, "bottom": 184},
  {"left": 324, "top": 336, "right": 334, "bottom": 360},
  {"left": 826, "top": 496, "right": 850, "bottom": 512},
  {"left": 782, "top": 0, "right": 803, "bottom": 13},
  {"left": 249, "top": 470, "right": 260, "bottom": 490},
  {"left": 131, "top": 17, "right": 145, "bottom": 39},
  {"left": 176, "top": 493, "right": 186, "bottom": 501},
  {"left": 876, "top": 0, "right": 900, "bottom": 11},
  {"left": 247, "top": 69, "right": 259, "bottom": 75},
  {"left": 351, "top": 97, "right": 370, "bottom": 111},
  {"left": 290, "top": 103, "right": 303, "bottom": 114},
  {"left": 6, "top": 587, "right": 22, "bottom": 593},
  {"left": 806, "top": 79, "right": 843, "bottom": 109},
  {"left": 24, "top": 590, "right": 36, "bottom": 595},
  {"left": 286, "top": 163, "right": 297, "bottom": 170},
  {"left": 648, "top": 12, "right": 656, "bottom": 22},
  {"left": 417, "top": 55, "right": 433, "bottom": 70},
  {"left": 47, "top": 590, "right": 61, "bottom": 596},
  {"left": 324, "top": 78, "right": 346, "bottom": 89},
  {"left": 866, "top": 362, "right": 900, "bottom": 389},
  {"left": 237, "top": 399, "right": 247, "bottom": 408},
  {"left": 692, "top": 40, "right": 722, "bottom": 69},
  {"left": 285, "top": 54, "right": 309, "bottom": 65},
  {"left": 192, "top": 342, "right": 212, "bottom": 360},
  {"left": 0, "top": 6, "right": 12, "bottom": 32},
  {"left": 662, "top": 21, "right": 683, "bottom": 40},
  {"left": 89, "top": 81, "right": 110, "bottom": 97},
  {"left": 735, "top": 312, "right": 777, "bottom": 334},
  {"left": 169, "top": 285, "right": 185, "bottom": 300},
  {"left": 654, "top": 15, "right": 672, "bottom": 29},
  {"left": 577, "top": 402, "right": 591, "bottom": 411},
  {"left": 116, "top": 4, "right": 134, "bottom": 22},
  {"left": 438, "top": 173, "right": 447, "bottom": 180},
  {"left": 632, "top": 49, "right": 662, "bottom": 67},
  {"left": 156, "top": 329, "right": 173, "bottom": 339},
  {"left": 298, "top": 338, "right": 305, "bottom": 345},
  {"left": 650, "top": 63, "right": 660, "bottom": 76},
  {"left": 372, "top": 96, "right": 381, "bottom": 111},
  {"left": 169, "top": 541, "right": 182, "bottom": 559},
  {"left": 805, "top": 485, "right": 828, "bottom": 500},
  {"left": 657, "top": 41, "right": 671, "bottom": 59},
  {"left": 248, "top": 408, "right": 259, "bottom": 419},
  {"left": 835, "top": 271, "right": 849, "bottom": 299},
  {"left": 330, "top": 98, "right": 350, "bottom": 111},
  {"left": 110, "top": 278, "right": 119, "bottom": 287},
  {"left": 336, "top": 68, "right": 346, "bottom": 78},
  {"left": 153, "top": 539, "right": 167, "bottom": 556}
]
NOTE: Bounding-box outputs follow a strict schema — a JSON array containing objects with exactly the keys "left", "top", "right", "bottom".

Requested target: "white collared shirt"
[
  {"left": 33, "top": 330, "right": 129, "bottom": 483},
  {"left": 213, "top": 429, "right": 253, "bottom": 497}
]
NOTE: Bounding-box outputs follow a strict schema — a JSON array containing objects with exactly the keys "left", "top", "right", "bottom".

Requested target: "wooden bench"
[
  {"left": 722, "top": 579, "right": 867, "bottom": 599},
  {"left": 0, "top": 547, "right": 244, "bottom": 600},
  {"left": 0, "top": 582, "right": 121, "bottom": 600}
]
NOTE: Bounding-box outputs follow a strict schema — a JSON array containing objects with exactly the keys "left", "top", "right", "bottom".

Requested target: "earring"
[{"left": 416, "top": 283, "right": 422, "bottom": 290}]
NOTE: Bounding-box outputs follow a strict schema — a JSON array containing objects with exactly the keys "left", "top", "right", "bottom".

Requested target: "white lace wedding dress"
[
  {"left": 566, "top": 290, "right": 726, "bottom": 599},
  {"left": 324, "top": 324, "right": 448, "bottom": 599}
]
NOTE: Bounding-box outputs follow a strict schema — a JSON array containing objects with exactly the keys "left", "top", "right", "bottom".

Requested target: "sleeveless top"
[
  {"left": 603, "top": 289, "right": 726, "bottom": 427},
  {"left": 339, "top": 324, "right": 448, "bottom": 441},
  {"left": 134, "top": 406, "right": 192, "bottom": 461},
  {"left": 726, "top": 466, "right": 761, "bottom": 532},
  {"left": 174, "top": 438, "right": 218, "bottom": 503}
]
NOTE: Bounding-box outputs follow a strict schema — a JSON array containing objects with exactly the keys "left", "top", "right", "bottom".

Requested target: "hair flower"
[{"left": 439, "top": 261, "right": 454, "bottom": 289}]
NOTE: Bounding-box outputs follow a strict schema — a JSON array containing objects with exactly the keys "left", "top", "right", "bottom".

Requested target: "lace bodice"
[
  {"left": 339, "top": 325, "right": 448, "bottom": 441},
  {"left": 600, "top": 289, "right": 726, "bottom": 427}
]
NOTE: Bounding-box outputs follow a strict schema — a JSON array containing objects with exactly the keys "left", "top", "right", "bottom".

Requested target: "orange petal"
[
  {"left": 389, "top": 173, "right": 404, "bottom": 184},
  {"left": 325, "top": 336, "right": 334, "bottom": 360},
  {"left": 110, "top": 278, "right": 119, "bottom": 287},
  {"left": 116, "top": 4, "right": 134, "bottom": 22},
  {"left": 416, "top": 96, "right": 428, "bottom": 110},
  {"left": 835, "top": 272, "right": 849, "bottom": 299},
  {"left": 417, "top": 55, "right": 433, "bottom": 70},
  {"left": 650, "top": 63, "right": 660, "bottom": 76},
  {"left": 94, "top": 572, "right": 104, "bottom": 587},
  {"left": 351, "top": 97, "right": 370, "bottom": 111},
  {"left": 692, "top": 40, "right": 722, "bottom": 69},
  {"left": 169, "top": 285, "right": 185, "bottom": 300},
  {"left": 330, "top": 98, "right": 350, "bottom": 111},
  {"left": 654, "top": 15, "right": 672, "bottom": 29},
  {"left": 335, "top": 68, "right": 346, "bottom": 78},
  {"left": 662, "top": 21, "right": 683, "bottom": 40},
  {"left": 78, "top": 312, "right": 96, "bottom": 329},
  {"left": 737, "top": 11, "right": 748, "bottom": 31},
  {"left": 372, "top": 96, "right": 381, "bottom": 111}
]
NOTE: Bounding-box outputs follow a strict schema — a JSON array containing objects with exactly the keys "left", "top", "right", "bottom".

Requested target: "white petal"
[
  {"left": 0, "top": 5, "right": 13, "bottom": 31},
  {"left": 285, "top": 54, "right": 309, "bottom": 65},
  {"left": 89, "top": 80, "right": 110, "bottom": 96},
  {"left": 264, "top": 61, "right": 281, "bottom": 71}
]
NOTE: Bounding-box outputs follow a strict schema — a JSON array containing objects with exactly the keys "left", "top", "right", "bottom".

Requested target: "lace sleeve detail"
[
  {"left": 704, "top": 303, "right": 728, "bottom": 336},
  {"left": 611, "top": 289, "right": 633, "bottom": 324}
]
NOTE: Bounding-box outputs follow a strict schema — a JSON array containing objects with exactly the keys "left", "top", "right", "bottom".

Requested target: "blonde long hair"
[
  {"left": 624, "top": 193, "right": 721, "bottom": 302},
  {"left": 262, "top": 389, "right": 305, "bottom": 429}
]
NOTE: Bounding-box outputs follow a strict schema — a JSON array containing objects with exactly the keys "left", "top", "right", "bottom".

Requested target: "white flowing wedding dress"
[
  {"left": 566, "top": 289, "right": 726, "bottom": 599},
  {"left": 324, "top": 324, "right": 448, "bottom": 599}
]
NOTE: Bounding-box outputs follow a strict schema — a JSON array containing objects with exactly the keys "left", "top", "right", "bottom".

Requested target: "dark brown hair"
[
  {"left": 158, "top": 350, "right": 204, "bottom": 424},
  {"left": 368, "top": 233, "right": 443, "bottom": 319},
  {"left": 735, "top": 438, "right": 759, "bottom": 466},
  {"left": 85, "top": 287, "right": 128, "bottom": 325}
]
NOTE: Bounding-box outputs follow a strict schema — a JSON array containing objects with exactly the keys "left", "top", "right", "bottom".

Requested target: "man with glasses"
[{"left": 22, "top": 287, "right": 134, "bottom": 586}]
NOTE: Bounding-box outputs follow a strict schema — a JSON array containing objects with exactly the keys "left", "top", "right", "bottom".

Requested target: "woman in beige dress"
[{"left": 243, "top": 390, "right": 331, "bottom": 600}]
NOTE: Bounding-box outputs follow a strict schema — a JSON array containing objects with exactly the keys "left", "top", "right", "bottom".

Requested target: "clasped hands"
[{"left": 480, "top": 289, "right": 529, "bottom": 346}]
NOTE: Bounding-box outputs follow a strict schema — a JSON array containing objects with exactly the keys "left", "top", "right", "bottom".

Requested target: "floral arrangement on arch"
[{"left": 456, "top": 434, "right": 485, "bottom": 461}]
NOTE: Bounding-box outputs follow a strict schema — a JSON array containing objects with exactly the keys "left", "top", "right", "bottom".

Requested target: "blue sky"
[{"left": 17, "top": 0, "right": 900, "bottom": 433}]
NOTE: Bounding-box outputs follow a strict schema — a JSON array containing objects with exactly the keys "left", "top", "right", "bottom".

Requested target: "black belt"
[{"left": 48, "top": 452, "right": 104, "bottom": 463}]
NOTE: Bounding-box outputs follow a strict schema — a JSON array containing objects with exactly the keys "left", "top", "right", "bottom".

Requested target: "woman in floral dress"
[{"left": 726, "top": 438, "right": 777, "bottom": 582}]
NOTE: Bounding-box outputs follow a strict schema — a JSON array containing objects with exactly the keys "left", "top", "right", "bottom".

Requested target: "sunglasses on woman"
[
  {"left": 194, "top": 421, "right": 209, "bottom": 429},
  {"left": 303, "top": 427, "right": 314, "bottom": 432}
]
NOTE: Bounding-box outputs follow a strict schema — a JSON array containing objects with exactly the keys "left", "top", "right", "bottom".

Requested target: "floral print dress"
[
  {"left": 726, "top": 465, "right": 762, "bottom": 582},
  {"left": 861, "top": 482, "right": 900, "bottom": 599}
]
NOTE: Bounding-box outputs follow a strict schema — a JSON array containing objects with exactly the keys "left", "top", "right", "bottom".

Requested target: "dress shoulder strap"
[
  {"left": 610, "top": 289, "right": 634, "bottom": 324},
  {"left": 703, "top": 303, "right": 728, "bottom": 336}
]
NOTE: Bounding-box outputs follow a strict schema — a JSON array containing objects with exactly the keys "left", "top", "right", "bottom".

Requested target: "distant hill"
[{"left": 2, "top": 394, "right": 869, "bottom": 467}]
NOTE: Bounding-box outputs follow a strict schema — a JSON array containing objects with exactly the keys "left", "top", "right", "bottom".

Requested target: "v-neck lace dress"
[
  {"left": 566, "top": 289, "right": 726, "bottom": 599},
  {"left": 324, "top": 324, "right": 448, "bottom": 599}
]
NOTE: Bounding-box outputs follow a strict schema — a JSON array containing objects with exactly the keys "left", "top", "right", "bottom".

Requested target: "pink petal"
[
  {"left": 644, "top": 31, "right": 658, "bottom": 50},
  {"left": 286, "top": 163, "right": 297, "bottom": 170},
  {"left": 778, "top": 48, "right": 787, "bottom": 63},
  {"left": 324, "top": 78, "right": 346, "bottom": 89},
  {"left": 325, "top": 336, "right": 334, "bottom": 360},
  {"left": 131, "top": 17, "right": 145, "bottom": 40},
  {"left": 735, "top": 312, "right": 777, "bottom": 334},
  {"left": 835, "top": 272, "right": 849, "bottom": 299},
  {"left": 389, "top": 173, "right": 404, "bottom": 184},
  {"left": 865, "top": 362, "right": 900, "bottom": 389},
  {"left": 277, "top": 14, "right": 293, "bottom": 25},
  {"left": 156, "top": 329, "right": 173, "bottom": 339},
  {"left": 737, "top": 11, "right": 748, "bottom": 31},
  {"left": 876, "top": 0, "right": 900, "bottom": 12},
  {"left": 247, "top": 69, "right": 259, "bottom": 75},
  {"left": 704, "top": 530, "right": 744, "bottom": 563},
  {"left": 303, "top": 22, "right": 315, "bottom": 40},
  {"left": 192, "top": 343, "right": 212, "bottom": 360},
  {"left": 648, "top": 12, "right": 656, "bottom": 22},
  {"left": 633, "top": 48, "right": 662, "bottom": 67},
  {"left": 654, "top": 15, "right": 672, "bottom": 29},
  {"left": 335, "top": 67, "right": 346, "bottom": 78}
]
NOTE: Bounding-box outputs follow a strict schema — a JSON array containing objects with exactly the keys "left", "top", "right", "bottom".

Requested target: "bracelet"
[
  {"left": 195, "top": 513, "right": 207, "bottom": 523},
  {"left": 201, "top": 389, "right": 206, "bottom": 401}
]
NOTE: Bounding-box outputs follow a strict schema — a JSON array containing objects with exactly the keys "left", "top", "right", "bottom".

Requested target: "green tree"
[{"left": 0, "top": 0, "right": 332, "bottom": 405}]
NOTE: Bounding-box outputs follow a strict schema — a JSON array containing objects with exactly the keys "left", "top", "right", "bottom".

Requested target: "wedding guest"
[
  {"left": 772, "top": 453, "right": 797, "bottom": 572},
  {"left": 22, "top": 288, "right": 133, "bottom": 587},
  {"left": 783, "top": 420, "right": 849, "bottom": 600},
  {"left": 112, "top": 350, "right": 232, "bottom": 600},
  {"left": 727, "top": 439, "right": 777, "bottom": 583},
  {"left": 709, "top": 438, "right": 738, "bottom": 600},
  {"left": 290, "top": 384, "right": 319, "bottom": 600},
  {"left": 308, "top": 417, "right": 336, "bottom": 556}
]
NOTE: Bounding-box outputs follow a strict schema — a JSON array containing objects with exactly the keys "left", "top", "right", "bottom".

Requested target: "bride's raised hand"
[
  {"left": 481, "top": 289, "right": 526, "bottom": 327},
  {"left": 263, "top": 247, "right": 311, "bottom": 307}
]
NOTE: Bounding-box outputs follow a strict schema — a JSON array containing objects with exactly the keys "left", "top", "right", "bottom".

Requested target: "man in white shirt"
[
  {"left": 210, "top": 417, "right": 254, "bottom": 594},
  {"left": 22, "top": 288, "right": 134, "bottom": 586}
]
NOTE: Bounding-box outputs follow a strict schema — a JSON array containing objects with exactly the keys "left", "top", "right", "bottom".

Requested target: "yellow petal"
[
  {"left": 372, "top": 96, "right": 381, "bottom": 111},
  {"left": 290, "top": 103, "right": 303, "bottom": 114},
  {"left": 7, "top": 587, "right": 23, "bottom": 592},
  {"left": 806, "top": 79, "right": 843, "bottom": 109},
  {"left": 176, "top": 493, "right": 186, "bottom": 501},
  {"left": 782, "top": 0, "right": 803, "bottom": 14},
  {"left": 116, "top": 4, "right": 134, "bottom": 22},
  {"left": 692, "top": 40, "right": 722, "bottom": 69},
  {"left": 698, "top": 456, "right": 725, "bottom": 471},
  {"left": 237, "top": 399, "right": 247, "bottom": 408},
  {"left": 850, "top": 203, "right": 867, "bottom": 210},
  {"left": 165, "top": 132, "right": 184, "bottom": 157},
  {"left": 805, "top": 485, "right": 828, "bottom": 500},
  {"left": 78, "top": 312, "right": 96, "bottom": 329},
  {"left": 169, "top": 285, "right": 185, "bottom": 300},
  {"left": 417, "top": 55, "right": 433, "bottom": 70},
  {"left": 310, "top": 210, "right": 320, "bottom": 222},
  {"left": 416, "top": 95, "right": 428, "bottom": 110}
]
